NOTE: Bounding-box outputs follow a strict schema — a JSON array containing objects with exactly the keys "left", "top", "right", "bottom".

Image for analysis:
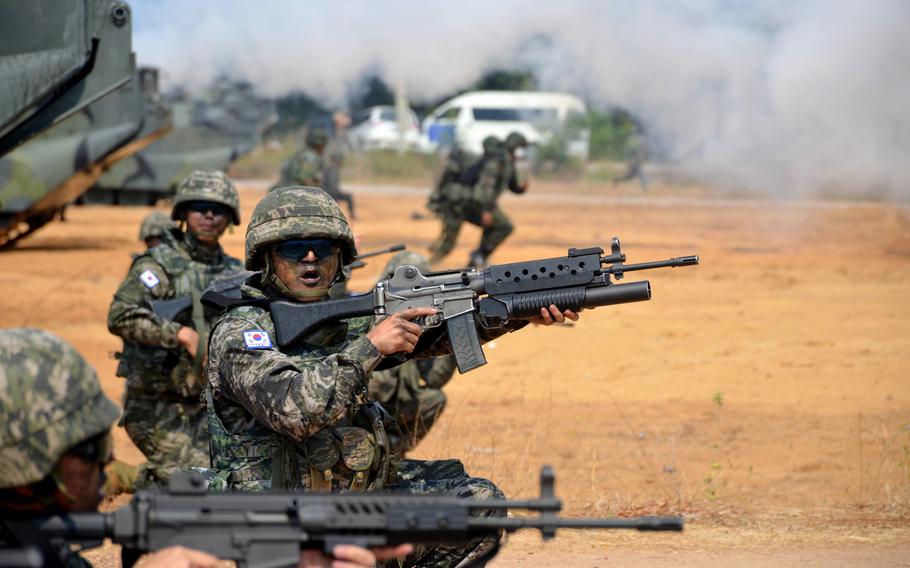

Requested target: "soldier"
[
  {"left": 138, "top": 210, "right": 177, "bottom": 250},
  {"left": 204, "top": 186, "right": 578, "bottom": 567},
  {"left": 0, "top": 328, "right": 403, "bottom": 568},
  {"left": 429, "top": 135, "right": 523, "bottom": 268},
  {"left": 107, "top": 170, "right": 243, "bottom": 488},
  {"left": 0, "top": 328, "right": 221, "bottom": 567},
  {"left": 275, "top": 128, "right": 355, "bottom": 219},
  {"left": 368, "top": 251, "right": 456, "bottom": 451}
]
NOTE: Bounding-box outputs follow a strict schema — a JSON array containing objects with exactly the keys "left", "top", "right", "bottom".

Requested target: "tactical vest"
[
  {"left": 206, "top": 306, "right": 399, "bottom": 492},
  {"left": 117, "top": 240, "right": 242, "bottom": 399}
]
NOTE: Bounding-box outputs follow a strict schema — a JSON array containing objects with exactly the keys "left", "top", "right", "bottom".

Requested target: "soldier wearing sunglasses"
[
  {"left": 204, "top": 186, "right": 578, "bottom": 568},
  {"left": 107, "top": 171, "right": 243, "bottom": 489}
]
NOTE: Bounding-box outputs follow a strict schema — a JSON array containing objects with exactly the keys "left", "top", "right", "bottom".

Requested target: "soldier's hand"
[
  {"left": 138, "top": 546, "right": 219, "bottom": 568},
  {"left": 528, "top": 304, "right": 580, "bottom": 326},
  {"left": 299, "top": 544, "right": 413, "bottom": 567},
  {"left": 177, "top": 326, "right": 200, "bottom": 358},
  {"left": 366, "top": 307, "right": 437, "bottom": 355},
  {"left": 481, "top": 211, "right": 494, "bottom": 227}
]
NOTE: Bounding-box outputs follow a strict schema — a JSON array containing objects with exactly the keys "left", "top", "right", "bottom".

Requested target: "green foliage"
[
  {"left": 346, "top": 150, "right": 441, "bottom": 182},
  {"left": 273, "top": 93, "right": 325, "bottom": 134},
  {"left": 589, "top": 109, "right": 639, "bottom": 161},
  {"left": 712, "top": 391, "right": 725, "bottom": 407},
  {"left": 473, "top": 69, "right": 538, "bottom": 92}
]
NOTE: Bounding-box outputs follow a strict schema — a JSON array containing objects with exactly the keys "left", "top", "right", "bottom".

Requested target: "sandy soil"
[{"left": 2, "top": 180, "right": 909, "bottom": 566}]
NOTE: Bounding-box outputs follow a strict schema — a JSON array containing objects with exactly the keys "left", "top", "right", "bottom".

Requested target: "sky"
[{"left": 130, "top": 0, "right": 910, "bottom": 198}]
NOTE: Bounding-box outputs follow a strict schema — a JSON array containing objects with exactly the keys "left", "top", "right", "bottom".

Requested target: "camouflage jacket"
[
  {"left": 369, "top": 356, "right": 457, "bottom": 404},
  {"left": 108, "top": 229, "right": 242, "bottom": 399},
  {"left": 205, "top": 278, "right": 526, "bottom": 491},
  {"left": 472, "top": 153, "right": 511, "bottom": 212},
  {"left": 279, "top": 147, "right": 324, "bottom": 188}
]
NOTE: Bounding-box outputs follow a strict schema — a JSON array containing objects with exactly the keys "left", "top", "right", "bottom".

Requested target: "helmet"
[
  {"left": 0, "top": 328, "right": 119, "bottom": 488},
  {"left": 245, "top": 186, "right": 357, "bottom": 270},
  {"left": 505, "top": 132, "right": 528, "bottom": 151},
  {"left": 482, "top": 136, "right": 505, "bottom": 155},
  {"left": 306, "top": 128, "right": 329, "bottom": 148},
  {"left": 138, "top": 211, "right": 176, "bottom": 241},
  {"left": 171, "top": 170, "right": 241, "bottom": 225},
  {"left": 379, "top": 251, "right": 431, "bottom": 282}
]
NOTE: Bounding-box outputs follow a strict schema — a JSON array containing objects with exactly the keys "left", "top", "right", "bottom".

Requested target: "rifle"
[
  {"left": 259, "top": 237, "right": 698, "bottom": 373},
  {"left": 150, "top": 270, "right": 255, "bottom": 323},
  {"left": 7, "top": 467, "right": 682, "bottom": 568},
  {"left": 347, "top": 243, "right": 407, "bottom": 269}
]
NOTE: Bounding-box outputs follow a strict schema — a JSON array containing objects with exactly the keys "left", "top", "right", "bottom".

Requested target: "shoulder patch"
[
  {"left": 139, "top": 270, "right": 160, "bottom": 288},
  {"left": 243, "top": 330, "right": 272, "bottom": 349}
]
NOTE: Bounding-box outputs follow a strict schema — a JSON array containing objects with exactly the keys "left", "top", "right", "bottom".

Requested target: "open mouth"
[{"left": 299, "top": 267, "right": 322, "bottom": 286}]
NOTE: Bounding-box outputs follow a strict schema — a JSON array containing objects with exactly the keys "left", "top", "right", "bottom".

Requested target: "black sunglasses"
[
  {"left": 184, "top": 201, "right": 230, "bottom": 217},
  {"left": 273, "top": 239, "right": 341, "bottom": 262}
]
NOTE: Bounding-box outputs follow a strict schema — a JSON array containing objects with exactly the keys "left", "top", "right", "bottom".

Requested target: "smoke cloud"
[{"left": 132, "top": 0, "right": 910, "bottom": 198}]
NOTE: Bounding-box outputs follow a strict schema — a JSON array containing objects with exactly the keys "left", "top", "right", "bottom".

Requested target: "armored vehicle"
[
  {"left": 0, "top": 0, "right": 172, "bottom": 248},
  {"left": 84, "top": 76, "right": 276, "bottom": 205}
]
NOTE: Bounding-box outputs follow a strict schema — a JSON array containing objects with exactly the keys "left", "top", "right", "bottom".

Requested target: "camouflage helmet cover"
[
  {"left": 482, "top": 135, "right": 504, "bottom": 154},
  {"left": 171, "top": 170, "right": 241, "bottom": 225},
  {"left": 138, "top": 210, "right": 176, "bottom": 241},
  {"left": 245, "top": 186, "right": 357, "bottom": 270},
  {"left": 379, "top": 251, "right": 431, "bottom": 282},
  {"left": 505, "top": 131, "right": 528, "bottom": 150},
  {"left": 0, "top": 328, "right": 119, "bottom": 488},
  {"left": 306, "top": 128, "right": 329, "bottom": 148}
]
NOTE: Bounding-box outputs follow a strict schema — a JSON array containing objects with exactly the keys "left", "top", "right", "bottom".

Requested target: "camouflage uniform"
[
  {"left": 138, "top": 210, "right": 177, "bottom": 246},
  {"left": 206, "top": 187, "right": 524, "bottom": 567},
  {"left": 0, "top": 328, "right": 120, "bottom": 567},
  {"left": 429, "top": 136, "right": 522, "bottom": 266},
  {"left": 272, "top": 129, "right": 328, "bottom": 191},
  {"left": 108, "top": 171, "right": 242, "bottom": 487},
  {"left": 368, "top": 251, "right": 456, "bottom": 451}
]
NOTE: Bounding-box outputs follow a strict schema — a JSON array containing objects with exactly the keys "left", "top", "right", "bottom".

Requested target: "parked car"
[
  {"left": 348, "top": 105, "right": 421, "bottom": 150},
  {"left": 419, "top": 91, "right": 590, "bottom": 159}
]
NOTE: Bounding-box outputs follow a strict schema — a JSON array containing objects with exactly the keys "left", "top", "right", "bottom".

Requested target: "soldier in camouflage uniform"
[
  {"left": 368, "top": 251, "right": 456, "bottom": 451},
  {"left": 107, "top": 170, "right": 243, "bottom": 487},
  {"left": 138, "top": 210, "right": 177, "bottom": 250},
  {"left": 205, "top": 186, "right": 578, "bottom": 567},
  {"left": 273, "top": 129, "right": 328, "bottom": 190},
  {"left": 0, "top": 328, "right": 221, "bottom": 568},
  {"left": 429, "top": 135, "right": 526, "bottom": 268}
]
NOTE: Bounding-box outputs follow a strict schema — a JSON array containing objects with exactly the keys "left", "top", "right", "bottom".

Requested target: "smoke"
[{"left": 132, "top": 0, "right": 910, "bottom": 198}]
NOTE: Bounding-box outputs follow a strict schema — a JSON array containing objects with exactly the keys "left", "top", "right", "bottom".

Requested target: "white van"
[{"left": 420, "top": 91, "right": 590, "bottom": 159}]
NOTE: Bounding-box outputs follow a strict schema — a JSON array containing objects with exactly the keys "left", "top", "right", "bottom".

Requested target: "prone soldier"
[
  {"left": 107, "top": 170, "right": 243, "bottom": 487},
  {"left": 0, "top": 328, "right": 405, "bottom": 568}
]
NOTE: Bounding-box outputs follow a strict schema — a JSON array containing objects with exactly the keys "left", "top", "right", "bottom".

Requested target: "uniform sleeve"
[
  {"left": 506, "top": 161, "right": 528, "bottom": 194},
  {"left": 473, "top": 158, "right": 505, "bottom": 211},
  {"left": 411, "top": 315, "right": 528, "bottom": 360},
  {"left": 107, "top": 257, "right": 182, "bottom": 348},
  {"left": 209, "top": 315, "right": 384, "bottom": 441}
]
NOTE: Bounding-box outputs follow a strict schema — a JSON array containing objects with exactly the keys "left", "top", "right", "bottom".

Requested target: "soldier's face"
[
  {"left": 269, "top": 241, "right": 341, "bottom": 301},
  {"left": 184, "top": 201, "right": 230, "bottom": 243}
]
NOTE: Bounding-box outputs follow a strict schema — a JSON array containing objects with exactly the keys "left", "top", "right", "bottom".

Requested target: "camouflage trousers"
[
  {"left": 383, "top": 459, "right": 504, "bottom": 568},
  {"left": 429, "top": 205, "right": 514, "bottom": 263},
  {"left": 121, "top": 389, "right": 210, "bottom": 488}
]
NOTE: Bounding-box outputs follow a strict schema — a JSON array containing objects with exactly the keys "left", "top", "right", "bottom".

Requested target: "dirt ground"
[{"left": 2, "top": 179, "right": 909, "bottom": 566}]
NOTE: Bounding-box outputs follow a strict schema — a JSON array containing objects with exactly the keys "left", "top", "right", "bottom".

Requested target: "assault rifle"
[
  {"left": 262, "top": 237, "right": 698, "bottom": 373},
  {"left": 152, "top": 245, "right": 407, "bottom": 322},
  {"left": 4, "top": 467, "right": 682, "bottom": 568}
]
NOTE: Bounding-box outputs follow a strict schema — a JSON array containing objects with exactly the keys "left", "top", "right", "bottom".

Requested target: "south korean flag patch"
[
  {"left": 243, "top": 330, "right": 272, "bottom": 350},
  {"left": 139, "top": 270, "right": 160, "bottom": 289}
]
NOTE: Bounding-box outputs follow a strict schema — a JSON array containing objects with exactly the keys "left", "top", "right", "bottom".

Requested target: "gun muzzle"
[{"left": 583, "top": 281, "right": 651, "bottom": 309}]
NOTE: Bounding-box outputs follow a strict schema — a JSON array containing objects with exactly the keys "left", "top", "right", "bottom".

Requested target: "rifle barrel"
[{"left": 612, "top": 255, "right": 699, "bottom": 273}]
